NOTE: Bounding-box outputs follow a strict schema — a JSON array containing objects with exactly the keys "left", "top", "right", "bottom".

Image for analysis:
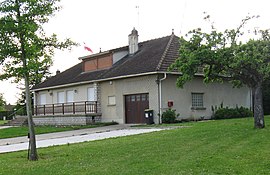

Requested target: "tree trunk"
[
  {"left": 25, "top": 74, "right": 38, "bottom": 160},
  {"left": 15, "top": 0, "right": 38, "bottom": 160},
  {"left": 253, "top": 83, "right": 265, "bottom": 128}
]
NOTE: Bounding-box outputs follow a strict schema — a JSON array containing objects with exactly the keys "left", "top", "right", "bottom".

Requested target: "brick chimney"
[
  {"left": 128, "top": 28, "right": 139, "bottom": 55},
  {"left": 56, "top": 70, "right": 60, "bottom": 75}
]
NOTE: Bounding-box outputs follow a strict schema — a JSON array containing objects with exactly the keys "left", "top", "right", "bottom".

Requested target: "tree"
[
  {"left": 14, "top": 58, "right": 52, "bottom": 116},
  {"left": 0, "top": 0, "right": 77, "bottom": 160},
  {"left": 262, "top": 78, "right": 270, "bottom": 115},
  {"left": 169, "top": 15, "right": 270, "bottom": 129},
  {"left": 0, "top": 93, "right": 7, "bottom": 111}
]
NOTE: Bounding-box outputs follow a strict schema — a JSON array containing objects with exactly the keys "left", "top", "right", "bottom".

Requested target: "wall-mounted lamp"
[
  {"left": 109, "top": 81, "right": 113, "bottom": 85},
  {"left": 49, "top": 92, "right": 53, "bottom": 96},
  {"left": 74, "top": 89, "right": 78, "bottom": 93}
]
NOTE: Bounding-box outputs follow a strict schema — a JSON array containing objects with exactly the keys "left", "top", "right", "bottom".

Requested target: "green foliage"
[
  {"left": 0, "top": 0, "right": 78, "bottom": 160},
  {"left": 169, "top": 15, "right": 267, "bottom": 128},
  {"left": 13, "top": 104, "right": 27, "bottom": 115},
  {"left": 263, "top": 79, "right": 270, "bottom": 114},
  {"left": 0, "top": 120, "right": 9, "bottom": 125},
  {"left": 0, "top": 0, "right": 78, "bottom": 84},
  {"left": 0, "top": 93, "right": 6, "bottom": 111},
  {"left": 162, "top": 108, "right": 179, "bottom": 123},
  {"left": 0, "top": 111, "right": 14, "bottom": 120},
  {"left": 213, "top": 106, "right": 252, "bottom": 119},
  {"left": 169, "top": 16, "right": 270, "bottom": 89}
]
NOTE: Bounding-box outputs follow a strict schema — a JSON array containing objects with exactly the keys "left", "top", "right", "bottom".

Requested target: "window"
[
  {"left": 136, "top": 95, "right": 140, "bottom": 101},
  {"left": 191, "top": 93, "right": 204, "bottom": 108},
  {"left": 66, "top": 90, "right": 74, "bottom": 103},
  {"left": 40, "top": 94, "right": 46, "bottom": 105},
  {"left": 108, "top": 96, "right": 116, "bottom": 105},
  {"left": 87, "top": 87, "right": 95, "bottom": 101},
  {"left": 131, "top": 95, "right": 135, "bottom": 102},
  {"left": 57, "top": 91, "right": 65, "bottom": 104}
]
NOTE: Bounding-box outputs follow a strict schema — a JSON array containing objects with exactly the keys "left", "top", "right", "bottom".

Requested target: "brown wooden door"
[{"left": 125, "top": 93, "right": 149, "bottom": 124}]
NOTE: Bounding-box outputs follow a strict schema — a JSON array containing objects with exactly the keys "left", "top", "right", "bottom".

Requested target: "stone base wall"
[{"left": 33, "top": 115, "right": 101, "bottom": 126}]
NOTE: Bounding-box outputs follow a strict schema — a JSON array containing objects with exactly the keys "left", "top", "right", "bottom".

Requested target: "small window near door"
[
  {"left": 108, "top": 96, "right": 116, "bottom": 105},
  {"left": 131, "top": 95, "right": 135, "bottom": 102},
  {"left": 191, "top": 93, "right": 204, "bottom": 108},
  {"left": 126, "top": 96, "right": 130, "bottom": 102},
  {"left": 136, "top": 95, "right": 140, "bottom": 101},
  {"left": 141, "top": 94, "right": 146, "bottom": 101}
]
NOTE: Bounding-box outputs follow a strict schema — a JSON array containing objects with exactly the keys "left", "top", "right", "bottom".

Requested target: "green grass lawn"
[
  {"left": 0, "top": 117, "right": 270, "bottom": 175},
  {"left": 0, "top": 120, "right": 9, "bottom": 125},
  {"left": 0, "top": 122, "right": 117, "bottom": 139}
]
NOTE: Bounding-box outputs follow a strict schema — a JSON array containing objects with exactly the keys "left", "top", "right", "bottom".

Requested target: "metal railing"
[{"left": 34, "top": 101, "right": 98, "bottom": 116}]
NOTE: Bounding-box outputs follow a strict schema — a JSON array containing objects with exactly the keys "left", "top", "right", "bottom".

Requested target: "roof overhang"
[
  {"left": 31, "top": 71, "right": 159, "bottom": 92},
  {"left": 31, "top": 71, "right": 205, "bottom": 92}
]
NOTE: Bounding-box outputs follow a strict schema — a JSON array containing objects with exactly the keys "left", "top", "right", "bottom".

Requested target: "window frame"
[
  {"left": 39, "top": 94, "right": 46, "bottom": 105},
  {"left": 191, "top": 93, "right": 206, "bottom": 110},
  {"left": 87, "top": 87, "right": 95, "bottom": 101},
  {"left": 57, "top": 91, "right": 65, "bottom": 104},
  {"left": 66, "top": 90, "right": 74, "bottom": 103},
  {"left": 108, "top": 96, "right": 116, "bottom": 106}
]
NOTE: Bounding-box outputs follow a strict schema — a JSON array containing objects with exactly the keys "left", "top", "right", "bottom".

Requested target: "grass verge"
[
  {"left": 0, "top": 120, "right": 9, "bottom": 125},
  {"left": 0, "top": 117, "right": 270, "bottom": 174}
]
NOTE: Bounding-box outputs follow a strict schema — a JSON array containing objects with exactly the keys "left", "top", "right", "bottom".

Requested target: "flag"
[{"left": 83, "top": 42, "right": 93, "bottom": 53}]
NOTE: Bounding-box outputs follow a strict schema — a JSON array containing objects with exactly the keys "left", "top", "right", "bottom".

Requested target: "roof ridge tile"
[{"left": 156, "top": 34, "right": 175, "bottom": 71}]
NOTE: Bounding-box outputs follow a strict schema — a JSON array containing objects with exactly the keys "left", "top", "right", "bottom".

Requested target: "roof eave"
[
  {"left": 31, "top": 71, "right": 206, "bottom": 92},
  {"left": 32, "top": 71, "right": 159, "bottom": 92}
]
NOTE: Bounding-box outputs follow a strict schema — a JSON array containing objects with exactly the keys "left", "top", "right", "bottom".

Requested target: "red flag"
[{"left": 83, "top": 42, "right": 93, "bottom": 53}]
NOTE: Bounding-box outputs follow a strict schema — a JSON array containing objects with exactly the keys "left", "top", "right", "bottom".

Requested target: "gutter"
[{"left": 158, "top": 73, "right": 167, "bottom": 124}]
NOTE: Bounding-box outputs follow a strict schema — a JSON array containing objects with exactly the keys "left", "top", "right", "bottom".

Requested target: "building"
[{"left": 31, "top": 28, "right": 251, "bottom": 125}]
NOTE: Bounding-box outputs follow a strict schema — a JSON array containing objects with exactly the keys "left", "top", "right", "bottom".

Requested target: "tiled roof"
[
  {"left": 32, "top": 63, "right": 107, "bottom": 89},
  {"left": 32, "top": 34, "right": 180, "bottom": 90}
]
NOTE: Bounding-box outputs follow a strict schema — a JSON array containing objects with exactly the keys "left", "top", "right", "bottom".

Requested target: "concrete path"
[
  {"left": 0, "top": 126, "right": 14, "bottom": 130},
  {"left": 0, "top": 124, "right": 164, "bottom": 154}
]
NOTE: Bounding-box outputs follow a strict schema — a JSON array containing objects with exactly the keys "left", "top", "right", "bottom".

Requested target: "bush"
[
  {"left": 162, "top": 109, "right": 179, "bottom": 123},
  {"left": 0, "top": 111, "right": 14, "bottom": 120},
  {"left": 213, "top": 106, "right": 252, "bottom": 119}
]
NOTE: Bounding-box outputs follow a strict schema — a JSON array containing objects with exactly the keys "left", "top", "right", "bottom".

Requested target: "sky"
[{"left": 1, "top": 0, "right": 270, "bottom": 104}]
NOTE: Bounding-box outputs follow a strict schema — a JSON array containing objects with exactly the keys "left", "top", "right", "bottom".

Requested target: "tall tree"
[
  {"left": 262, "top": 79, "right": 270, "bottom": 115},
  {"left": 169, "top": 16, "right": 269, "bottom": 128},
  {"left": 0, "top": 0, "right": 77, "bottom": 160},
  {"left": 0, "top": 93, "right": 7, "bottom": 111}
]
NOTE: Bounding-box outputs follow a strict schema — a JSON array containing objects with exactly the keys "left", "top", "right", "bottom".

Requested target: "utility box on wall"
[{"left": 168, "top": 100, "right": 174, "bottom": 108}]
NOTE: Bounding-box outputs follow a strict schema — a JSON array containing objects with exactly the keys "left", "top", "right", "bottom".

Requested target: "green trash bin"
[{"left": 144, "top": 109, "right": 154, "bottom": 124}]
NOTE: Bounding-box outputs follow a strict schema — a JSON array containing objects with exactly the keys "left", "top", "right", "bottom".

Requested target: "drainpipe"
[{"left": 158, "top": 73, "right": 167, "bottom": 124}]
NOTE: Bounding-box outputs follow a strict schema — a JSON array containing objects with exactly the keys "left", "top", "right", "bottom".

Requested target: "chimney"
[
  {"left": 128, "top": 28, "right": 139, "bottom": 55},
  {"left": 56, "top": 70, "right": 60, "bottom": 75}
]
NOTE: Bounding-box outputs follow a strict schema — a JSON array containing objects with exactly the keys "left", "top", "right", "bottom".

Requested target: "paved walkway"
[
  {"left": 0, "top": 126, "right": 14, "bottom": 130},
  {"left": 0, "top": 125, "right": 164, "bottom": 154}
]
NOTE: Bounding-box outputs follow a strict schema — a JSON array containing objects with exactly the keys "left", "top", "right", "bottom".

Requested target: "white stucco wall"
[
  {"left": 100, "top": 75, "right": 159, "bottom": 124},
  {"left": 34, "top": 74, "right": 251, "bottom": 124},
  {"left": 161, "top": 75, "right": 251, "bottom": 120}
]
